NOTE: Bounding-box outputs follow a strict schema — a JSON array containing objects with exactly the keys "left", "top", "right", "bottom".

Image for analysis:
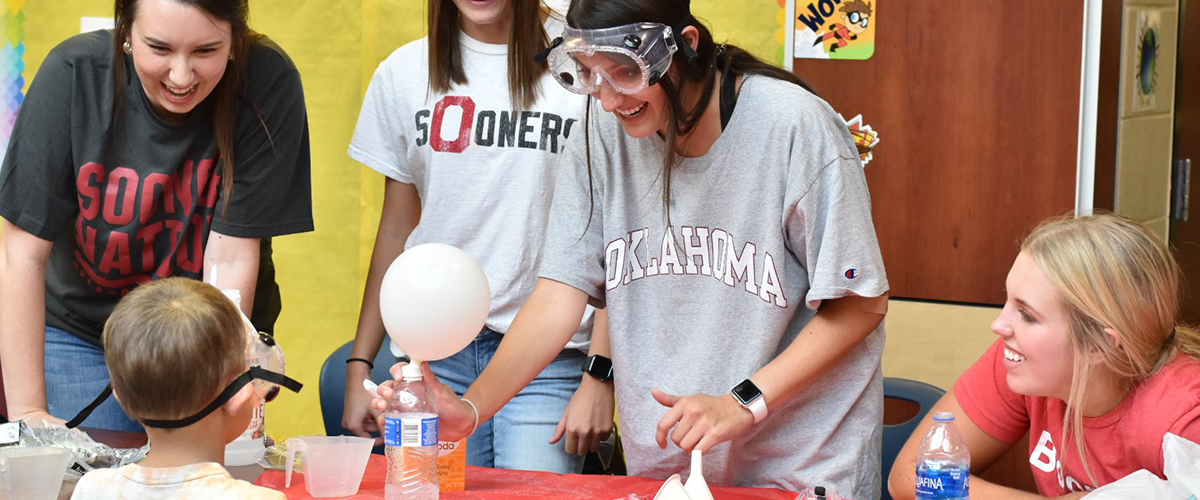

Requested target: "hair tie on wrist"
[
  {"left": 346, "top": 357, "right": 374, "bottom": 370},
  {"left": 461, "top": 397, "right": 480, "bottom": 435}
]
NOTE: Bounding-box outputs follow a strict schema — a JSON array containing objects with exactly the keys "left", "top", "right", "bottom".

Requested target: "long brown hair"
[
  {"left": 1022, "top": 213, "right": 1200, "bottom": 483},
  {"left": 567, "top": 0, "right": 813, "bottom": 222},
  {"left": 112, "top": 0, "right": 260, "bottom": 212},
  {"left": 428, "top": 0, "right": 549, "bottom": 111}
]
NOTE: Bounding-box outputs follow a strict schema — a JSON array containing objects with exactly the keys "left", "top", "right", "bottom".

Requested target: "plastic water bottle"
[
  {"left": 916, "top": 411, "right": 970, "bottom": 500},
  {"left": 385, "top": 363, "right": 439, "bottom": 500}
]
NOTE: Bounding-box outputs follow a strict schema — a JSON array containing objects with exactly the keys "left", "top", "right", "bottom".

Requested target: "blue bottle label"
[
  {"left": 384, "top": 415, "right": 439, "bottom": 447},
  {"left": 916, "top": 464, "right": 969, "bottom": 500}
]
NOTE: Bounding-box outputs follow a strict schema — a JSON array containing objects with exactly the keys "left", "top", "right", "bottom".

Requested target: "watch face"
[
  {"left": 583, "top": 355, "right": 613, "bottom": 381},
  {"left": 593, "top": 356, "right": 612, "bottom": 375},
  {"left": 731, "top": 379, "right": 763, "bottom": 405}
]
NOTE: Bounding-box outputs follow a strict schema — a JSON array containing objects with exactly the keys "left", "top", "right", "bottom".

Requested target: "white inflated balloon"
[{"left": 379, "top": 243, "right": 491, "bottom": 362}]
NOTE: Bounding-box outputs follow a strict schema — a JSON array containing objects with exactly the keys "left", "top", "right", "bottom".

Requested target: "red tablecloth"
[{"left": 255, "top": 455, "right": 800, "bottom": 500}]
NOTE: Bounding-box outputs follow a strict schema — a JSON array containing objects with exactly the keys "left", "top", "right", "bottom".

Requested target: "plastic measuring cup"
[
  {"left": 0, "top": 447, "right": 73, "bottom": 500},
  {"left": 285, "top": 436, "right": 373, "bottom": 498}
]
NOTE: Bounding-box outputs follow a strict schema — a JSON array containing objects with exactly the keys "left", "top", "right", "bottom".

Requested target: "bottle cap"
[
  {"left": 932, "top": 411, "right": 955, "bottom": 422},
  {"left": 401, "top": 362, "right": 423, "bottom": 381}
]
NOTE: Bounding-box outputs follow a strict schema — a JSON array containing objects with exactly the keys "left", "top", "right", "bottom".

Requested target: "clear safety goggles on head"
[{"left": 543, "top": 22, "right": 685, "bottom": 95}]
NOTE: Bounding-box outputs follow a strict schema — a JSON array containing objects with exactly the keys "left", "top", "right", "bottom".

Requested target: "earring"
[
  {"left": 122, "top": 40, "right": 132, "bottom": 54},
  {"left": 228, "top": 51, "right": 234, "bottom": 61}
]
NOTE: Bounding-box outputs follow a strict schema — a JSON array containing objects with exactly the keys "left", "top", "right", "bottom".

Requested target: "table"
[
  {"left": 255, "top": 455, "right": 803, "bottom": 500},
  {"left": 80, "top": 429, "right": 808, "bottom": 500}
]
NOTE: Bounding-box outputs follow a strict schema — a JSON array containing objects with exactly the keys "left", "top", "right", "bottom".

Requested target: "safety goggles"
[
  {"left": 65, "top": 331, "right": 302, "bottom": 429},
  {"left": 140, "top": 366, "right": 302, "bottom": 429},
  {"left": 544, "top": 22, "right": 689, "bottom": 95},
  {"left": 247, "top": 330, "right": 288, "bottom": 403}
]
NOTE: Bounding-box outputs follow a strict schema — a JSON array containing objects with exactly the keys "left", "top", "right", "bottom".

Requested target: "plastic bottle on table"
[
  {"left": 915, "top": 411, "right": 970, "bottom": 500},
  {"left": 385, "top": 363, "right": 440, "bottom": 500}
]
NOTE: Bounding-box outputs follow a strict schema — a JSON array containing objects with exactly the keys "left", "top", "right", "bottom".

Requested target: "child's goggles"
[
  {"left": 140, "top": 366, "right": 302, "bottom": 429},
  {"left": 64, "top": 331, "right": 302, "bottom": 430},
  {"left": 545, "top": 22, "right": 681, "bottom": 95}
]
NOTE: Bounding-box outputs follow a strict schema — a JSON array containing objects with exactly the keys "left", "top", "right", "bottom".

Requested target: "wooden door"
[
  {"left": 1172, "top": 0, "right": 1199, "bottom": 325},
  {"left": 792, "top": 1, "right": 1084, "bottom": 305}
]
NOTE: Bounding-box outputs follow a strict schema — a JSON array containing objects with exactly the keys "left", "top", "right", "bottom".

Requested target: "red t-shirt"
[{"left": 954, "top": 340, "right": 1200, "bottom": 496}]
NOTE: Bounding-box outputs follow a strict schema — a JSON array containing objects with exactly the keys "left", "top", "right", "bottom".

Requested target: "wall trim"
[{"left": 1076, "top": 0, "right": 1104, "bottom": 216}]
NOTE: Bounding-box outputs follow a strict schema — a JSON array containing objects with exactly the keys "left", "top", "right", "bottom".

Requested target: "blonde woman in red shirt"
[{"left": 889, "top": 213, "right": 1200, "bottom": 499}]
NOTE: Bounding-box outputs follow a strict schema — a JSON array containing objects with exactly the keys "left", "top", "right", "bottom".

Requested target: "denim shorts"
[
  {"left": 429, "top": 328, "right": 586, "bottom": 473},
  {"left": 44, "top": 326, "right": 142, "bottom": 432}
]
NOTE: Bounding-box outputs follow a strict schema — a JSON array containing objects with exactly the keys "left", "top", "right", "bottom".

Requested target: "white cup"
[
  {"left": 654, "top": 473, "right": 693, "bottom": 500},
  {"left": 0, "top": 447, "right": 73, "bottom": 500}
]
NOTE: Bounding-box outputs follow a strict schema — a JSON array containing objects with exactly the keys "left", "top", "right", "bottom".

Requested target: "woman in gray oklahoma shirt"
[{"left": 373, "top": 0, "right": 889, "bottom": 497}]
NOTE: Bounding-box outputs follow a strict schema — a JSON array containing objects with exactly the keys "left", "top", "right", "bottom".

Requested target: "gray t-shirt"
[{"left": 540, "top": 76, "right": 888, "bottom": 497}]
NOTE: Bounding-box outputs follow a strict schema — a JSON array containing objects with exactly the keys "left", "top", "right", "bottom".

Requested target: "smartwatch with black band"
[
  {"left": 581, "top": 354, "right": 614, "bottom": 382},
  {"left": 731, "top": 378, "right": 768, "bottom": 423}
]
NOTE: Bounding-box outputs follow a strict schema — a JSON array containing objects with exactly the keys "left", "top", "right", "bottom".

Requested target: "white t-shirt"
[
  {"left": 349, "top": 25, "right": 592, "bottom": 349},
  {"left": 71, "top": 462, "right": 283, "bottom": 500}
]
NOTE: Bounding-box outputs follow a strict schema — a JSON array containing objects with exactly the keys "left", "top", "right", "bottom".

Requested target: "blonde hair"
[
  {"left": 1021, "top": 213, "right": 1200, "bottom": 481},
  {"left": 104, "top": 278, "right": 247, "bottom": 422}
]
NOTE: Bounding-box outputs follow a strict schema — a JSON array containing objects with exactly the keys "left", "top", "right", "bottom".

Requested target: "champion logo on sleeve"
[{"left": 844, "top": 268, "right": 859, "bottom": 280}]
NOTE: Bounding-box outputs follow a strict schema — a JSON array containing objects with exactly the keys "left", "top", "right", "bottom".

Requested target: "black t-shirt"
[{"left": 0, "top": 30, "right": 313, "bottom": 344}]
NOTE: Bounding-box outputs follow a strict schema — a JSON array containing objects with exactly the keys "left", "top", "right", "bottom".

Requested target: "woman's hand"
[
  {"left": 342, "top": 364, "right": 382, "bottom": 445},
  {"left": 12, "top": 409, "right": 66, "bottom": 426},
  {"left": 653, "top": 389, "right": 754, "bottom": 453},
  {"left": 372, "top": 361, "right": 479, "bottom": 443},
  {"left": 549, "top": 375, "right": 615, "bottom": 456}
]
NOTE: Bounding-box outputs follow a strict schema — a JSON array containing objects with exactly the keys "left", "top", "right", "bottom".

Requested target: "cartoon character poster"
[{"left": 792, "top": 0, "right": 875, "bottom": 60}]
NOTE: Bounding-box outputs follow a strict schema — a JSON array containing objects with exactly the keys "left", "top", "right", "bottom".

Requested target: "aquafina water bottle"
[
  {"left": 384, "top": 363, "right": 439, "bottom": 500},
  {"left": 915, "top": 411, "right": 970, "bottom": 500}
]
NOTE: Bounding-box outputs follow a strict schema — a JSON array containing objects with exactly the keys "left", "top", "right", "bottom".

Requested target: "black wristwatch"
[{"left": 581, "top": 354, "right": 614, "bottom": 382}]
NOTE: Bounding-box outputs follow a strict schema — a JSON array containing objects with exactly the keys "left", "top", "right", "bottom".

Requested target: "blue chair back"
[
  {"left": 319, "top": 340, "right": 399, "bottom": 440},
  {"left": 881, "top": 377, "right": 945, "bottom": 500}
]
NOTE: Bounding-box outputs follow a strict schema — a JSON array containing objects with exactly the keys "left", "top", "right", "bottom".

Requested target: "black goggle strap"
[
  {"left": 534, "top": 36, "right": 564, "bottom": 64},
  {"left": 65, "top": 383, "right": 115, "bottom": 429},
  {"left": 140, "top": 367, "right": 303, "bottom": 429},
  {"left": 673, "top": 17, "right": 699, "bottom": 64}
]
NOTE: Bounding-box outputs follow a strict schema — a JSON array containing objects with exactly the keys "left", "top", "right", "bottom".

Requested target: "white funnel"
[{"left": 683, "top": 450, "right": 714, "bottom": 500}]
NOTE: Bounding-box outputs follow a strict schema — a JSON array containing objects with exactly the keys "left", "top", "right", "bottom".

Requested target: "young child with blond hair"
[{"left": 72, "top": 278, "right": 296, "bottom": 500}]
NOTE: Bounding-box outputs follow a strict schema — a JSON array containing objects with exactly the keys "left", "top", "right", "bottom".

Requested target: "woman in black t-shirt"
[{"left": 0, "top": 0, "right": 312, "bottom": 431}]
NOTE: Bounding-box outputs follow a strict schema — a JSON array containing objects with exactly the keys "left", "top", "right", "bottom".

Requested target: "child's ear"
[{"left": 223, "top": 383, "right": 257, "bottom": 416}]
